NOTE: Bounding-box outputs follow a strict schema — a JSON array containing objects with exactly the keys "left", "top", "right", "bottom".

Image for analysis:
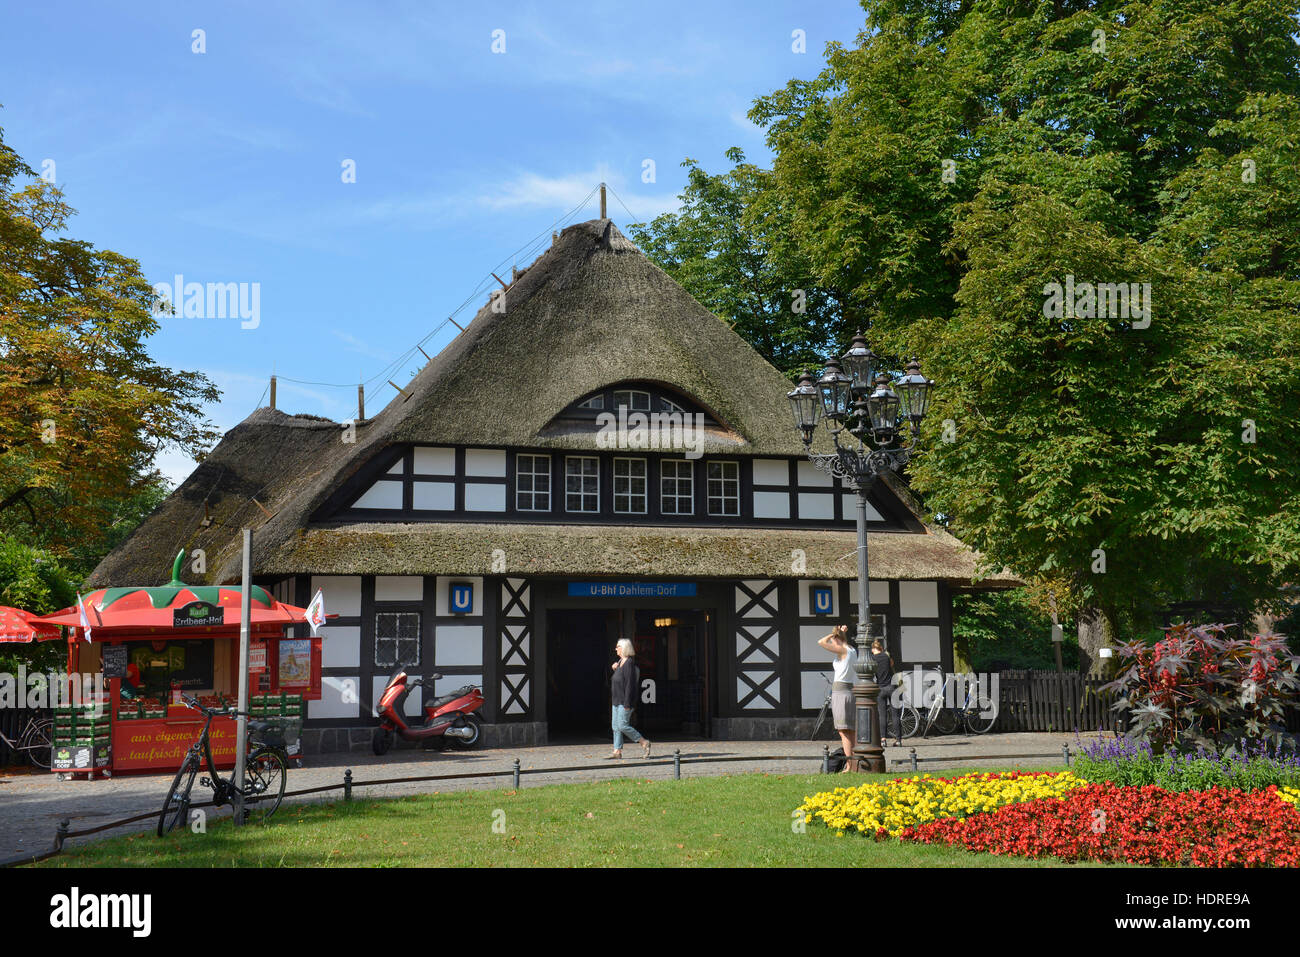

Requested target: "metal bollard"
[
  {"left": 344, "top": 768, "right": 352, "bottom": 801},
  {"left": 909, "top": 748, "right": 918, "bottom": 773},
  {"left": 674, "top": 749, "right": 681, "bottom": 780},
  {"left": 513, "top": 758, "right": 521, "bottom": 789},
  {"left": 54, "top": 818, "right": 70, "bottom": 853},
  {"left": 822, "top": 745, "right": 830, "bottom": 774},
  {"left": 1062, "top": 743, "right": 1071, "bottom": 766}
]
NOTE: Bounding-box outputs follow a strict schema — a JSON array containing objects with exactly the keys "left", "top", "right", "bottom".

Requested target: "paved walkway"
[{"left": 0, "top": 731, "right": 1104, "bottom": 861}]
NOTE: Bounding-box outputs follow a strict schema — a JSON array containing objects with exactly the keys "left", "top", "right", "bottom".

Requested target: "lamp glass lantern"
[
  {"left": 817, "top": 359, "right": 853, "bottom": 422},
  {"left": 895, "top": 359, "right": 934, "bottom": 424},
  {"left": 866, "top": 374, "right": 901, "bottom": 439},
  {"left": 841, "top": 333, "right": 876, "bottom": 395},
  {"left": 786, "top": 371, "right": 822, "bottom": 443}
]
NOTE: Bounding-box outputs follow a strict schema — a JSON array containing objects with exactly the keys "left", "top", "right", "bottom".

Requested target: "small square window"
[
  {"left": 374, "top": 612, "right": 421, "bottom": 669},
  {"left": 706, "top": 461, "right": 740, "bottom": 516},
  {"left": 660, "top": 460, "right": 694, "bottom": 515},
  {"left": 516, "top": 454, "right": 551, "bottom": 511},
  {"left": 613, "top": 458, "right": 647, "bottom": 514},
  {"left": 565, "top": 456, "right": 599, "bottom": 512}
]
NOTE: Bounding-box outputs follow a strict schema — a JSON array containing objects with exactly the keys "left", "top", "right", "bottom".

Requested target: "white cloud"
[{"left": 480, "top": 165, "right": 681, "bottom": 221}]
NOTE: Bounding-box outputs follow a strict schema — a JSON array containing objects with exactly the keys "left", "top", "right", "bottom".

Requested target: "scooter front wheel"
[
  {"left": 449, "top": 714, "right": 482, "bottom": 750},
  {"left": 372, "top": 726, "right": 394, "bottom": 756}
]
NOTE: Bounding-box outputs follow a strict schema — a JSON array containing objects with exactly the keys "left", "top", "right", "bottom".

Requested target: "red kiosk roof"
[{"left": 32, "top": 552, "right": 313, "bottom": 639}]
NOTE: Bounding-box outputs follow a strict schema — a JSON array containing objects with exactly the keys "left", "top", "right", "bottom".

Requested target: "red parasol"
[{"left": 0, "top": 606, "right": 63, "bottom": 643}]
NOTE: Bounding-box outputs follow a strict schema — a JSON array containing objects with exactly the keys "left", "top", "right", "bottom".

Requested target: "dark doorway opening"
[
  {"left": 546, "top": 609, "right": 620, "bottom": 737},
  {"left": 544, "top": 605, "right": 714, "bottom": 740}
]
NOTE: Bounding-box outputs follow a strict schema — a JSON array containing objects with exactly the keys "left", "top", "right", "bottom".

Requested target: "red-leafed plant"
[{"left": 1102, "top": 623, "right": 1300, "bottom": 754}]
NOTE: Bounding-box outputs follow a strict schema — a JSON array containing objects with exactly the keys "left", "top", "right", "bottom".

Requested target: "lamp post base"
[{"left": 852, "top": 680, "right": 885, "bottom": 773}]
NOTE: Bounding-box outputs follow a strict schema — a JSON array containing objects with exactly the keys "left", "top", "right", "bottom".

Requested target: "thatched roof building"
[{"left": 94, "top": 218, "right": 1015, "bottom": 750}]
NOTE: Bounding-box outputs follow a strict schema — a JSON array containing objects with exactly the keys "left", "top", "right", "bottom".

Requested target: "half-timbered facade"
[{"left": 92, "top": 219, "right": 1014, "bottom": 750}]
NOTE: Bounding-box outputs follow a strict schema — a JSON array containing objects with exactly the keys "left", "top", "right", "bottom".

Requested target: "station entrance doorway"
[{"left": 544, "top": 607, "right": 712, "bottom": 739}]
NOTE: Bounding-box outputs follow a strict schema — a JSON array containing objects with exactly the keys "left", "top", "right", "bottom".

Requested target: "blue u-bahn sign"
[
  {"left": 811, "top": 586, "right": 834, "bottom": 615},
  {"left": 568, "top": 582, "right": 697, "bottom": 599}
]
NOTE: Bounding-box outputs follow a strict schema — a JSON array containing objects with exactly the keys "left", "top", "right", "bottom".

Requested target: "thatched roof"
[
  {"left": 265, "top": 521, "right": 1019, "bottom": 586},
  {"left": 90, "top": 219, "right": 1015, "bottom": 590}
]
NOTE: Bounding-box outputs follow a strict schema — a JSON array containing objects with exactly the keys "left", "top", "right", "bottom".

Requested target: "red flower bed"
[{"left": 897, "top": 783, "right": 1300, "bottom": 866}]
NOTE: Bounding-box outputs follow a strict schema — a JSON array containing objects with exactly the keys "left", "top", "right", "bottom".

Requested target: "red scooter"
[{"left": 372, "top": 666, "right": 484, "bottom": 755}]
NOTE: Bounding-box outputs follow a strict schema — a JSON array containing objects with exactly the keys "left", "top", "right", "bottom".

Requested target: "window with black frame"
[
  {"left": 374, "top": 612, "right": 421, "bottom": 669},
  {"left": 516, "top": 453, "right": 551, "bottom": 511},
  {"left": 706, "top": 461, "right": 739, "bottom": 516}
]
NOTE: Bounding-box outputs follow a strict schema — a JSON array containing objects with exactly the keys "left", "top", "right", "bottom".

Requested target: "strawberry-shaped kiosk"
[{"left": 32, "top": 552, "right": 322, "bottom": 776}]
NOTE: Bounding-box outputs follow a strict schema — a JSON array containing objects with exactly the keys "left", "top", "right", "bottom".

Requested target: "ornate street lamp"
[{"left": 786, "top": 337, "right": 934, "bottom": 772}]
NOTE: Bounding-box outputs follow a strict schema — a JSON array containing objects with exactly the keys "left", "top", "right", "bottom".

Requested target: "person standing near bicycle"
[
  {"left": 870, "top": 638, "right": 897, "bottom": 742},
  {"left": 817, "top": 624, "right": 857, "bottom": 770}
]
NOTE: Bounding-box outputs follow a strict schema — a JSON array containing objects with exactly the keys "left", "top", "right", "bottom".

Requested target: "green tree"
[
  {"left": 629, "top": 150, "right": 847, "bottom": 378},
  {"left": 0, "top": 124, "right": 218, "bottom": 556},
  {"left": 0, "top": 533, "right": 78, "bottom": 674},
  {"left": 638, "top": 1, "right": 1300, "bottom": 671}
]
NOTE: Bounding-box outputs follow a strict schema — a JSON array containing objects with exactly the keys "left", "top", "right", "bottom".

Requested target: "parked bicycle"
[
  {"left": 811, "top": 674, "right": 920, "bottom": 742},
  {"left": 921, "top": 671, "right": 998, "bottom": 737},
  {"left": 0, "top": 713, "right": 53, "bottom": 769},
  {"left": 157, "top": 694, "right": 289, "bottom": 836}
]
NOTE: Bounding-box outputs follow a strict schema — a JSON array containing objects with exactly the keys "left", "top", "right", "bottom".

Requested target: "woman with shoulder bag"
[{"left": 606, "top": 638, "right": 651, "bottom": 760}]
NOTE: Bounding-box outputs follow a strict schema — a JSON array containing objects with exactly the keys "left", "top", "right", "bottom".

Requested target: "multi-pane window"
[
  {"left": 613, "top": 458, "right": 648, "bottom": 514},
  {"left": 613, "top": 389, "right": 651, "bottom": 412},
  {"left": 658, "top": 396, "right": 686, "bottom": 414},
  {"left": 706, "top": 461, "right": 740, "bottom": 516},
  {"left": 660, "top": 460, "right": 694, "bottom": 515},
  {"left": 516, "top": 454, "right": 551, "bottom": 511},
  {"left": 565, "top": 456, "right": 599, "bottom": 512},
  {"left": 374, "top": 612, "right": 421, "bottom": 669},
  {"left": 577, "top": 395, "right": 604, "bottom": 410}
]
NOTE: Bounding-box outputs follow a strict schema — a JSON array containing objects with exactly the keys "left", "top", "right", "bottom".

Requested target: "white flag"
[
  {"left": 77, "top": 593, "right": 93, "bottom": 643},
  {"left": 305, "top": 588, "right": 326, "bottom": 636}
]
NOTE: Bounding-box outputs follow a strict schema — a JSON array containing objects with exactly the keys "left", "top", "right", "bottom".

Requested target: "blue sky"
[{"left": 1, "top": 1, "right": 869, "bottom": 484}]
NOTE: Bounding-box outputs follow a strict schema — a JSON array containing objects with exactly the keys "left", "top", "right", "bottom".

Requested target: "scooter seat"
[{"left": 429, "top": 686, "right": 477, "bottom": 708}]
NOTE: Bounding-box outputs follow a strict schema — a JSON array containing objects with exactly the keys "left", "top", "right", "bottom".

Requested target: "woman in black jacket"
[{"left": 607, "top": 638, "right": 651, "bottom": 759}]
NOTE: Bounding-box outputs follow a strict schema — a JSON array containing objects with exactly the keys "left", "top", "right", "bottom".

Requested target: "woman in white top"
[{"left": 817, "top": 623, "right": 857, "bottom": 769}]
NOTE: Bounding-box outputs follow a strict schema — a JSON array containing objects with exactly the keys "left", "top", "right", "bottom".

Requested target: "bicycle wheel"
[
  {"left": 243, "top": 748, "right": 287, "bottom": 823},
  {"left": 21, "top": 718, "right": 53, "bottom": 769},
  {"left": 931, "top": 708, "right": 959, "bottom": 735},
  {"left": 899, "top": 706, "right": 920, "bottom": 739},
  {"left": 810, "top": 696, "right": 831, "bottom": 740},
  {"left": 964, "top": 695, "right": 998, "bottom": 734},
  {"left": 158, "top": 754, "right": 199, "bottom": 837}
]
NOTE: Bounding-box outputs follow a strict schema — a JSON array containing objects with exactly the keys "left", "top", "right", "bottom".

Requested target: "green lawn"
[{"left": 38, "top": 769, "right": 1126, "bottom": 867}]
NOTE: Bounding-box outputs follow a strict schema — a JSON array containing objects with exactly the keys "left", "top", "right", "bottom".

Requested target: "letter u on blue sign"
[
  {"left": 812, "top": 587, "right": 833, "bottom": 615},
  {"left": 450, "top": 582, "right": 474, "bottom": 614}
]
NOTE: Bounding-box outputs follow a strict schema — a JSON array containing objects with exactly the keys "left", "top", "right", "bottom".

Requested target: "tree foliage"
[
  {"left": 634, "top": 1, "right": 1300, "bottom": 668},
  {"left": 0, "top": 125, "right": 218, "bottom": 556}
]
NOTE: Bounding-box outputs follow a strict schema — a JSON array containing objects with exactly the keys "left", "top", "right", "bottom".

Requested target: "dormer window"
[
  {"left": 658, "top": 396, "right": 685, "bottom": 414},
  {"left": 613, "top": 389, "right": 651, "bottom": 412}
]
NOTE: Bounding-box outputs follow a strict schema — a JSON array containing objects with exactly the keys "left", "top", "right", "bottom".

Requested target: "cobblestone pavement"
[{"left": 0, "top": 731, "right": 1104, "bottom": 861}]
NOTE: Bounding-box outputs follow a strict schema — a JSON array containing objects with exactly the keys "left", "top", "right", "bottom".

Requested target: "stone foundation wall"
[
  {"left": 711, "top": 717, "right": 826, "bottom": 740},
  {"left": 300, "top": 722, "right": 548, "bottom": 755}
]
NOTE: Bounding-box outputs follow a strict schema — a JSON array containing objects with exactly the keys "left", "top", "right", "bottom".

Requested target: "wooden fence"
[
  {"left": 994, "top": 670, "right": 1125, "bottom": 733},
  {"left": 994, "top": 669, "right": 1300, "bottom": 735}
]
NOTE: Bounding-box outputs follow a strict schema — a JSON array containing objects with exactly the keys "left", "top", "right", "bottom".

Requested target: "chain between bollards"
[
  {"left": 674, "top": 749, "right": 681, "bottom": 779},
  {"left": 513, "top": 758, "right": 521, "bottom": 789},
  {"left": 344, "top": 768, "right": 352, "bottom": 801}
]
